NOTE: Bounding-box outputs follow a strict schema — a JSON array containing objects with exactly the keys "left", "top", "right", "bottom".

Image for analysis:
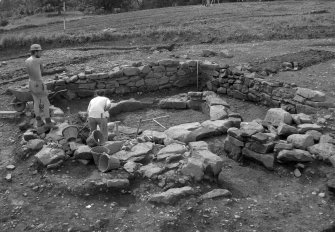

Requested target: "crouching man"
[{"left": 87, "top": 90, "right": 112, "bottom": 142}]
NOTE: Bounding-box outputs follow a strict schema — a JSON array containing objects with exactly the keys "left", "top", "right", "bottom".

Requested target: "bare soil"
[{"left": 1, "top": 38, "right": 335, "bottom": 232}]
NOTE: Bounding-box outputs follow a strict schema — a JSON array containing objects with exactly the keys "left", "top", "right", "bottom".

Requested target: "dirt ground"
[{"left": 1, "top": 38, "right": 335, "bottom": 232}]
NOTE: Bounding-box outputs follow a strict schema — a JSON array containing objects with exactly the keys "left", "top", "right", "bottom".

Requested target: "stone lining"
[{"left": 45, "top": 59, "right": 333, "bottom": 114}]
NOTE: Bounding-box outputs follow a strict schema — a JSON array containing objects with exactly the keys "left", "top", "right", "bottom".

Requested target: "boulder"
[
  {"left": 181, "top": 157, "right": 204, "bottom": 181},
  {"left": 307, "top": 143, "right": 335, "bottom": 160},
  {"left": 277, "top": 123, "right": 298, "bottom": 136},
  {"left": 227, "top": 135, "right": 244, "bottom": 147},
  {"left": 106, "top": 179, "right": 129, "bottom": 188},
  {"left": 26, "top": 139, "right": 44, "bottom": 151},
  {"left": 192, "top": 149, "right": 223, "bottom": 175},
  {"left": 103, "top": 141, "right": 125, "bottom": 154},
  {"left": 35, "top": 146, "right": 66, "bottom": 166},
  {"left": 287, "top": 134, "right": 314, "bottom": 149},
  {"left": 296, "top": 87, "right": 326, "bottom": 102},
  {"left": 292, "top": 113, "right": 312, "bottom": 124},
  {"left": 223, "top": 139, "right": 242, "bottom": 160},
  {"left": 200, "top": 189, "right": 232, "bottom": 200},
  {"left": 319, "top": 134, "right": 333, "bottom": 144},
  {"left": 142, "top": 130, "right": 167, "bottom": 144},
  {"left": 123, "top": 161, "right": 142, "bottom": 173},
  {"left": 149, "top": 186, "right": 195, "bottom": 205},
  {"left": 240, "top": 121, "right": 264, "bottom": 133},
  {"left": 305, "top": 130, "right": 322, "bottom": 142},
  {"left": 277, "top": 149, "right": 313, "bottom": 163},
  {"left": 245, "top": 141, "right": 275, "bottom": 154},
  {"left": 251, "top": 133, "right": 270, "bottom": 143},
  {"left": 74, "top": 145, "right": 92, "bottom": 160},
  {"left": 201, "top": 119, "right": 233, "bottom": 134},
  {"left": 166, "top": 154, "right": 183, "bottom": 163},
  {"left": 209, "top": 105, "right": 228, "bottom": 120},
  {"left": 242, "top": 148, "right": 274, "bottom": 170},
  {"left": 297, "top": 124, "right": 322, "bottom": 133},
  {"left": 139, "top": 163, "right": 164, "bottom": 178},
  {"left": 112, "top": 142, "right": 154, "bottom": 161},
  {"left": 264, "top": 108, "right": 292, "bottom": 126},
  {"left": 204, "top": 93, "right": 229, "bottom": 107}
]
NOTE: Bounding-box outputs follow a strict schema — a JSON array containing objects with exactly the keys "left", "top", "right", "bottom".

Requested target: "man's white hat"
[{"left": 30, "top": 44, "right": 42, "bottom": 51}]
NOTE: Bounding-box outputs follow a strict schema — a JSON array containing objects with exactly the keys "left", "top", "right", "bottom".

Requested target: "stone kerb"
[{"left": 47, "top": 59, "right": 333, "bottom": 113}]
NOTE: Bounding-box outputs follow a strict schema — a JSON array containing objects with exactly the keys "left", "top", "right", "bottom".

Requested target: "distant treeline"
[{"left": 0, "top": 0, "right": 278, "bottom": 17}]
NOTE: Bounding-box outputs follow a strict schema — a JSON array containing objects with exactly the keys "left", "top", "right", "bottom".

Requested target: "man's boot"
[
  {"left": 45, "top": 118, "right": 58, "bottom": 130},
  {"left": 36, "top": 116, "right": 44, "bottom": 127}
]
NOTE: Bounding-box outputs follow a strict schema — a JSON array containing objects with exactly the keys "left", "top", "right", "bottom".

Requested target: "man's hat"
[{"left": 30, "top": 44, "right": 42, "bottom": 51}]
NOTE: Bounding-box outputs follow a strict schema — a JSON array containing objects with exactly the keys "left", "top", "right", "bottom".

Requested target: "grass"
[{"left": 1, "top": 0, "right": 335, "bottom": 50}]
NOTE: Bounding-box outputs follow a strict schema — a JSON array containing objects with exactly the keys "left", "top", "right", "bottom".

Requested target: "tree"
[{"left": 40, "top": 0, "right": 63, "bottom": 15}]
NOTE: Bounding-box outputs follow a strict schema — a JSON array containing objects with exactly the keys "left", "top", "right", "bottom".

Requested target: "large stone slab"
[
  {"left": 164, "top": 122, "right": 202, "bottom": 143},
  {"left": 201, "top": 119, "right": 233, "bottom": 134},
  {"left": 109, "top": 99, "right": 148, "bottom": 116},
  {"left": 296, "top": 87, "right": 326, "bottom": 102},
  {"left": 277, "top": 149, "right": 313, "bottom": 163},
  {"left": 158, "top": 95, "right": 188, "bottom": 109},
  {"left": 307, "top": 143, "right": 335, "bottom": 160},
  {"left": 123, "top": 161, "right": 142, "bottom": 173},
  {"left": 157, "top": 143, "right": 187, "bottom": 161},
  {"left": 200, "top": 189, "right": 232, "bottom": 200},
  {"left": 297, "top": 124, "right": 322, "bottom": 133},
  {"left": 242, "top": 148, "right": 274, "bottom": 170},
  {"left": 112, "top": 142, "right": 154, "bottom": 161},
  {"left": 223, "top": 139, "right": 242, "bottom": 160},
  {"left": 287, "top": 134, "right": 314, "bottom": 149},
  {"left": 35, "top": 146, "right": 66, "bottom": 166},
  {"left": 264, "top": 108, "right": 292, "bottom": 126},
  {"left": 245, "top": 141, "right": 275, "bottom": 154},
  {"left": 189, "top": 141, "right": 209, "bottom": 151},
  {"left": 305, "top": 130, "right": 322, "bottom": 142},
  {"left": 149, "top": 186, "right": 195, "bottom": 205}
]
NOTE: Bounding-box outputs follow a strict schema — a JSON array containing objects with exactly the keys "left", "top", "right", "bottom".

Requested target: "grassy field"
[{"left": 1, "top": 0, "right": 335, "bottom": 50}]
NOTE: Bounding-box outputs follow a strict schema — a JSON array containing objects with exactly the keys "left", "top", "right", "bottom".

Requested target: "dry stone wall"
[{"left": 46, "top": 59, "right": 333, "bottom": 114}]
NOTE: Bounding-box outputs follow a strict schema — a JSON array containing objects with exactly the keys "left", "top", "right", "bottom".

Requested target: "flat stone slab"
[
  {"left": 123, "top": 161, "right": 142, "bottom": 173},
  {"left": 158, "top": 95, "right": 188, "bottom": 109},
  {"left": 297, "top": 124, "right": 322, "bottom": 133},
  {"left": 106, "top": 179, "right": 129, "bottom": 188},
  {"left": 149, "top": 186, "right": 195, "bottom": 205},
  {"left": 189, "top": 141, "right": 209, "bottom": 151},
  {"left": 277, "top": 149, "right": 313, "bottom": 163},
  {"left": 296, "top": 87, "right": 326, "bottom": 102},
  {"left": 109, "top": 99, "right": 148, "bottom": 116},
  {"left": 112, "top": 142, "right": 154, "bottom": 161},
  {"left": 240, "top": 121, "right": 264, "bottom": 133},
  {"left": 277, "top": 123, "right": 298, "bottom": 136},
  {"left": 157, "top": 143, "right": 187, "bottom": 156},
  {"left": 103, "top": 141, "right": 125, "bottom": 154},
  {"left": 200, "top": 189, "right": 232, "bottom": 200}
]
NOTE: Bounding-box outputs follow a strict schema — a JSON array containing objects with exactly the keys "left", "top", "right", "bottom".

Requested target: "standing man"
[
  {"left": 87, "top": 90, "right": 112, "bottom": 143},
  {"left": 25, "top": 44, "right": 57, "bottom": 129}
]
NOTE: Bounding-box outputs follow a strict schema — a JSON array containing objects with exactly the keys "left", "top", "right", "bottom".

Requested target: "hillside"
[{"left": 1, "top": 0, "right": 335, "bottom": 50}]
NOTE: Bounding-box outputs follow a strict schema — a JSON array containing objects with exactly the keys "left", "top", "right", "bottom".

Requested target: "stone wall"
[{"left": 46, "top": 59, "right": 333, "bottom": 114}]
